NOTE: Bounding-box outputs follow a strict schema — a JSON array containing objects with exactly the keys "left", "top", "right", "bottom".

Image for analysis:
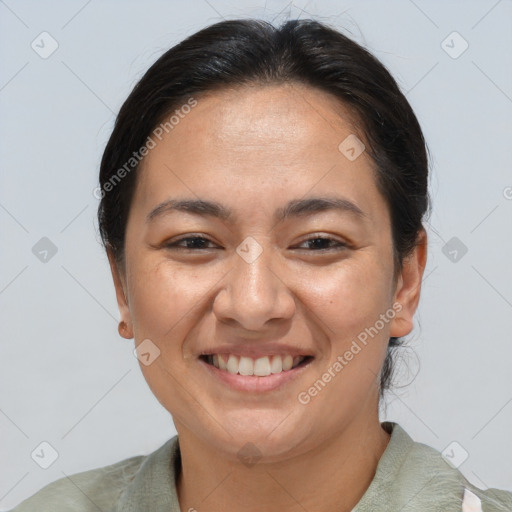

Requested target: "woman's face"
[{"left": 110, "top": 83, "right": 425, "bottom": 461}]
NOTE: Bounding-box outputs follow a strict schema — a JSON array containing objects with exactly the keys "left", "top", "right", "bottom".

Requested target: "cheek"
[
  {"left": 127, "top": 259, "right": 205, "bottom": 341},
  {"left": 126, "top": 261, "right": 206, "bottom": 407},
  {"left": 295, "top": 263, "right": 392, "bottom": 419},
  {"left": 297, "top": 255, "right": 393, "bottom": 343}
]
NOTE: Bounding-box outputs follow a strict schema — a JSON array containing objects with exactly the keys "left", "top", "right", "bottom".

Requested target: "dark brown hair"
[{"left": 97, "top": 18, "right": 431, "bottom": 401}]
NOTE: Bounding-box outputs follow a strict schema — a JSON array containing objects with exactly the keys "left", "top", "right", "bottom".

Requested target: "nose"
[{"left": 212, "top": 241, "right": 296, "bottom": 331}]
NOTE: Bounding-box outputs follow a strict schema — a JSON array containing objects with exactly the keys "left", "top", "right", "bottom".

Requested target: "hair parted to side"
[{"left": 97, "top": 18, "right": 431, "bottom": 402}]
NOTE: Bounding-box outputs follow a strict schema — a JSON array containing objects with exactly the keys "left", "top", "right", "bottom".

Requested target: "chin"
[{"left": 198, "top": 412, "right": 313, "bottom": 463}]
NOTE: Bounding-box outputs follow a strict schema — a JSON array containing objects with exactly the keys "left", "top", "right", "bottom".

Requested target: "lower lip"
[{"left": 199, "top": 357, "right": 314, "bottom": 392}]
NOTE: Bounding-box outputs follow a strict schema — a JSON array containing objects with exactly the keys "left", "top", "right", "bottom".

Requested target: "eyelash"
[{"left": 164, "top": 235, "right": 348, "bottom": 252}]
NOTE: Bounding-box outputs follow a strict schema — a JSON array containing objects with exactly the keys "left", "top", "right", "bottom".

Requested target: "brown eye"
[
  {"left": 165, "top": 236, "right": 217, "bottom": 250},
  {"left": 163, "top": 235, "right": 348, "bottom": 252},
  {"left": 296, "top": 237, "right": 348, "bottom": 251}
]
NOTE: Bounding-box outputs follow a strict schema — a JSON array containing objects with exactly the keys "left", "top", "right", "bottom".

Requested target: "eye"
[
  {"left": 164, "top": 235, "right": 217, "bottom": 250},
  {"left": 295, "top": 236, "right": 348, "bottom": 251},
  {"left": 163, "top": 235, "right": 348, "bottom": 252}
]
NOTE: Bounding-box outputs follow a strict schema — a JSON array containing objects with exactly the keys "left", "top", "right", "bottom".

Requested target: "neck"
[{"left": 175, "top": 416, "right": 391, "bottom": 512}]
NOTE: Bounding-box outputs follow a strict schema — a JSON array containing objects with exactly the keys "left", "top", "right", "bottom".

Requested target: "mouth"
[
  {"left": 199, "top": 353, "right": 314, "bottom": 377},
  {"left": 197, "top": 344, "right": 316, "bottom": 392}
]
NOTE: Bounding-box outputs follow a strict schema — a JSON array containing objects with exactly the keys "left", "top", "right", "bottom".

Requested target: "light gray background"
[{"left": 1, "top": 0, "right": 511, "bottom": 509}]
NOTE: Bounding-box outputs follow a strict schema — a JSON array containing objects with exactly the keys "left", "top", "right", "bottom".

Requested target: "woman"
[{"left": 12, "top": 18, "right": 511, "bottom": 512}]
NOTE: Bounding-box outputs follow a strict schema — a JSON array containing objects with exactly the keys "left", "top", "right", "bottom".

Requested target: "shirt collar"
[
  {"left": 116, "top": 421, "right": 462, "bottom": 511},
  {"left": 115, "top": 433, "right": 182, "bottom": 511}
]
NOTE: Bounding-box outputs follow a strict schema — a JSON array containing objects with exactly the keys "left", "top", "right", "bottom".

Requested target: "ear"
[
  {"left": 107, "top": 248, "right": 134, "bottom": 339},
  {"left": 389, "top": 228, "right": 428, "bottom": 338}
]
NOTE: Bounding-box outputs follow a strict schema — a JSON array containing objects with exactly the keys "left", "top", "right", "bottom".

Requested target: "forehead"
[
  {"left": 176, "top": 83, "right": 363, "bottom": 155},
  {"left": 132, "top": 83, "right": 387, "bottom": 228}
]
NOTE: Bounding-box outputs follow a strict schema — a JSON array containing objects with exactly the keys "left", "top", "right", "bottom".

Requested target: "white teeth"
[
  {"left": 282, "top": 355, "right": 293, "bottom": 371},
  {"left": 238, "top": 356, "right": 254, "bottom": 376},
  {"left": 208, "top": 354, "right": 307, "bottom": 376},
  {"left": 227, "top": 355, "right": 239, "bottom": 374},
  {"left": 218, "top": 354, "right": 228, "bottom": 370},
  {"left": 270, "top": 355, "right": 282, "bottom": 374},
  {"left": 253, "top": 356, "right": 271, "bottom": 376}
]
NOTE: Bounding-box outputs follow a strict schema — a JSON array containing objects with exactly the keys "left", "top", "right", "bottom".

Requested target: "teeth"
[
  {"left": 270, "top": 355, "right": 282, "bottom": 374},
  {"left": 218, "top": 354, "right": 228, "bottom": 370},
  {"left": 227, "top": 355, "right": 239, "bottom": 374},
  {"left": 208, "top": 354, "right": 307, "bottom": 376},
  {"left": 253, "top": 356, "right": 271, "bottom": 376},
  {"left": 282, "top": 355, "right": 293, "bottom": 371},
  {"left": 238, "top": 356, "right": 254, "bottom": 376}
]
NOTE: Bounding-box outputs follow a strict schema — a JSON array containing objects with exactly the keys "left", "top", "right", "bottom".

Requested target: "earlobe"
[
  {"left": 107, "top": 248, "right": 134, "bottom": 339},
  {"left": 389, "top": 229, "right": 428, "bottom": 338}
]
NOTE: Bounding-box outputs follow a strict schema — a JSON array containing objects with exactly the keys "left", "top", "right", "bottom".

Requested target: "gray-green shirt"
[{"left": 10, "top": 421, "right": 512, "bottom": 511}]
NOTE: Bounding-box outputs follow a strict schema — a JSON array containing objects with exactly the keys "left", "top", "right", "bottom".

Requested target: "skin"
[{"left": 108, "top": 83, "right": 427, "bottom": 512}]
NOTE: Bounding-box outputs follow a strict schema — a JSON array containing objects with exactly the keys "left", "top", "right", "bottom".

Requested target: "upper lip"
[{"left": 199, "top": 342, "right": 314, "bottom": 359}]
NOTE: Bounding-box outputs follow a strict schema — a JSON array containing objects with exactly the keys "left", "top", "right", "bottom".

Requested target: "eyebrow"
[{"left": 146, "top": 196, "right": 369, "bottom": 224}]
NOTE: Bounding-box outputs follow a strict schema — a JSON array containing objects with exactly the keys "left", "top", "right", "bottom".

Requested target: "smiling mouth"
[{"left": 200, "top": 354, "right": 314, "bottom": 377}]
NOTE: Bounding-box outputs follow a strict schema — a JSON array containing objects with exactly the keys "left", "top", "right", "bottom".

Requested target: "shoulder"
[
  {"left": 9, "top": 438, "right": 176, "bottom": 512},
  {"left": 9, "top": 456, "right": 145, "bottom": 512},
  {"left": 355, "top": 422, "right": 511, "bottom": 512},
  {"left": 400, "top": 425, "right": 512, "bottom": 511}
]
